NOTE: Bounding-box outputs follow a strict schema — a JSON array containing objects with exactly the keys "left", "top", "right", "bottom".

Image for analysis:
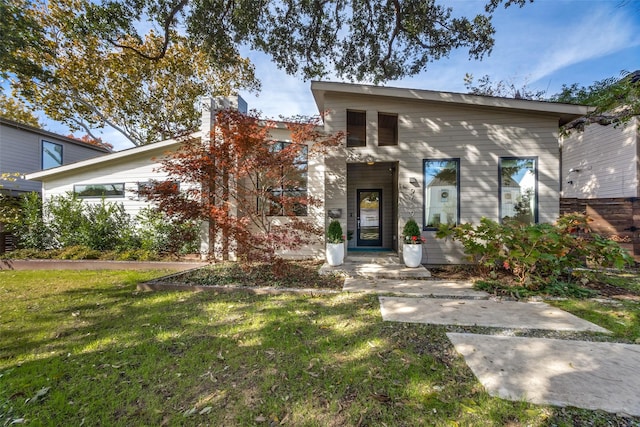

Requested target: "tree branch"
[{"left": 107, "top": 0, "right": 188, "bottom": 61}]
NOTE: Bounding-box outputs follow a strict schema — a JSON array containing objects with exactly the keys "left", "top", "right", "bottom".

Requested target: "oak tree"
[
  {"left": 8, "top": 0, "right": 533, "bottom": 84},
  {"left": 4, "top": 0, "right": 258, "bottom": 147},
  {"left": 551, "top": 70, "right": 640, "bottom": 131}
]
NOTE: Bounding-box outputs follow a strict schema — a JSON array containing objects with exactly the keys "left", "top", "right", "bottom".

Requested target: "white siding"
[
  {"left": 561, "top": 117, "right": 639, "bottom": 199},
  {"left": 40, "top": 146, "right": 175, "bottom": 218},
  {"left": 323, "top": 92, "right": 562, "bottom": 264}
]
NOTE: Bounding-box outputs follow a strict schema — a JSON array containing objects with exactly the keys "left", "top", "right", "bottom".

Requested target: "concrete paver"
[
  {"left": 447, "top": 333, "right": 640, "bottom": 417},
  {"left": 344, "top": 278, "right": 488, "bottom": 299},
  {"left": 379, "top": 296, "right": 610, "bottom": 333}
]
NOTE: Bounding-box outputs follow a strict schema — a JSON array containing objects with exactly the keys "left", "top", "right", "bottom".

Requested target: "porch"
[{"left": 319, "top": 250, "right": 430, "bottom": 279}]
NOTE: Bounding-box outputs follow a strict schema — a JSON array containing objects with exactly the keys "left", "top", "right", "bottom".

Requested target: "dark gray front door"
[{"left": 357, "top": 189, "right": 382, "bottom": 246}]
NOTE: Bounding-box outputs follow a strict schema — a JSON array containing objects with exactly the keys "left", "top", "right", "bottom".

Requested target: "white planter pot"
[
  {"left": 326, "top": 242, "right": 344, "bottom": 266},
  {"left": 403, "top": 243, "right": 423, "bottom": 268}
]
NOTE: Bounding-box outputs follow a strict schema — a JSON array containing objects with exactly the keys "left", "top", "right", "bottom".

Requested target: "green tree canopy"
[
  {"left": 2, "top": 0, "right": 259, "bottom": 147},
  {"left": 551, "top": 70, "right": 640, "bottom": 131},
  {"left": 3, "top": 0, "right": 533, "bottom": 85}
]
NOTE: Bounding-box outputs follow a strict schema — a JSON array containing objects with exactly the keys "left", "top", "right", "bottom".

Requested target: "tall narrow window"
[
  {"left": 42, "top": 140, "right": 63, "bottom": 170},
  {"left": 499, "top": 157, "right": 537, "bottom": 224},
  {"left": 259, "top": 142, "right": 308, "bottom": 216},
  {"left": 378, "top": 113, "right": 398, "bottom": 146},
  {"left": 424, "top": 159, "right": 459, "bottom": 229},
  {"left": 346, "top": 110, "right": 366, "bottom": 147}
]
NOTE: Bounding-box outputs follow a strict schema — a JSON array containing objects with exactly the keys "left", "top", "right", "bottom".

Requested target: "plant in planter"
[
  {"left": 402, "top": 218, "right": 425, "bottom": 268},
  {"left": 326, "top": 220, "right": 346, "bottom": 266}
]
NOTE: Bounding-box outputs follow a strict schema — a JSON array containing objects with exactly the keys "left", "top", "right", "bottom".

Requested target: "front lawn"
[{"left": 0, "top": 269, "right": 636, "bottom": 425}]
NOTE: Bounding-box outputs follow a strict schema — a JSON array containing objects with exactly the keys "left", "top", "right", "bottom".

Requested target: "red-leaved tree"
[{"left": 142, "top": 109, "right": 343, "bottom": 262}]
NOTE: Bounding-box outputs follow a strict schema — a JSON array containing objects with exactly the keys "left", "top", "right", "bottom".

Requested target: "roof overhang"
[
  {"left": 311, "top": 81, "right": 593, "bottom": 126},
  {"left": 26, "top": 132, "right": 201, "bottom": 181}
]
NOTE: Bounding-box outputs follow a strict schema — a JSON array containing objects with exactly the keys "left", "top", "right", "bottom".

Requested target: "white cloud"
[{"left": 527, "top": 7, "right": 640, "bottom": 83}]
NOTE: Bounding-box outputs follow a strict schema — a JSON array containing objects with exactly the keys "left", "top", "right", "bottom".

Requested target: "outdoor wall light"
[
  {"left": 366, "top": 155, "right": 375, "bottom": 165},
  {"left": 409, "top": 177, "right": 419, "bottom": 186}
]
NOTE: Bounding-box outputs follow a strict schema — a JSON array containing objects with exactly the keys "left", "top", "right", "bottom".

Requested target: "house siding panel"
[
  {"left": 323, "top": 92, "right": 561, "bottom": 264},
  {"left": 561, "top": 117, "right": 638, "bottom": 199},
  {"left": 0, "top": 121, "right": 107, "bottom": 194}
]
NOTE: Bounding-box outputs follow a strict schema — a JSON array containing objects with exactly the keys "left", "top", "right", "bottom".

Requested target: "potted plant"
[
  {"left": 402, "top": 218, "right": 425, "bottom": 268},
  {"left": 326, "top": 219, "right": 345, "bottom": 266}
]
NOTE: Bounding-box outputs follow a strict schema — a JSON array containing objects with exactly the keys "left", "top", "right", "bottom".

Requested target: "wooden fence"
[{"left": 561, "top": 197, "right": 640, "bottom": 260}]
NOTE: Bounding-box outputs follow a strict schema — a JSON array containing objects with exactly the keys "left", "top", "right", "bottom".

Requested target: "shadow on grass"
[{"left": 1, "top": 271, "right": 636, "bottom": 426}]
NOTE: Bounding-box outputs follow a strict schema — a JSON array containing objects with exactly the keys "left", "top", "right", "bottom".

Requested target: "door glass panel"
[{"left": 359, "top": 191, "right": 380, "bottom": 242}]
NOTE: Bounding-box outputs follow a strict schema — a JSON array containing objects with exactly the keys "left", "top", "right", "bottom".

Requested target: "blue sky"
[{"left": 41, "top": 0, "right": 640, "bottom": 150}]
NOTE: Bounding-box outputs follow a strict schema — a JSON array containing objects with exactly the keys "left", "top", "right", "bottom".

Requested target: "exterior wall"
[
  {"left": 260, "top": 127, "right": 325, "bottom": 259},
  {"left": 561, "top": 117, "right": 639, "bottom": 199},
  {"left": 322, "top": 92, "right": 563, "bottom": 264},
  {"left": 0, "top": 119, "right": 108, "bottom": 194},
  {"left": 39, "top": 145, "right": 177, "bottom": 219}
]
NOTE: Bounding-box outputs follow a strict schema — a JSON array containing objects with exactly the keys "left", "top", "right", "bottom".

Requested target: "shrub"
[
  {"left": 58, "top": 245, "right": 102, "bottom": 260},
  {"left": 402, "top": 218, "right": 424, "bottom": 244},
  {"left": 80, "top": 200, "right": 136, "bottom": 251},
  {"left": 326, "top": 220, "right": 345, "bottom": 244},
  {"left": 136, "top": 207, "right": 199, "bottom": 255},
  {"left": 436, "top": 214, "right": 634, "bottom": 288},
  {"left": 4, "top": 192, "right": 54, "bottom": 250},
  {"left": 47, "top": 192, "right": 86, "bottom": 248}
]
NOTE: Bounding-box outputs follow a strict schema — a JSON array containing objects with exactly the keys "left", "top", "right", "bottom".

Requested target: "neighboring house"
[
  {"left": 0, "top": 117, "right": 110, "bottom": 253},
  {"left": 560, "top": 116, "right": 640, "bottom": 259},
  {"left": 0, "top": 117, "right": 110, "bottom": 196},
  {"left": 27, "top": 82, "right": 589, "bottom": 264}
]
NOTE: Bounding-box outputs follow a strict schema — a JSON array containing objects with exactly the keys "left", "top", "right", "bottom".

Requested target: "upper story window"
[
  {"left": 42, "top": 140, "right": 63, "bottom": 170},
  {"left": 378, "top": 113, "right": 398, "bottom": 146},
  {"left": 346, "top": 110, "right": 366, "bottom": 147},
  {"left": 424, "top": 159, "right": 460, "bottom": 229},
  {"left": 499, "top": 157, "right": 538, "bottom": 224},
  {"left": 74, "top": 183, "right": 125, "bottom": 198},
  {"left": 260, "top": 142, "right": 308, "bottom": 216}
]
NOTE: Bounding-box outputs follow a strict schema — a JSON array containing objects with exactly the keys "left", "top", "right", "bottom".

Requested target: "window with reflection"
[
  {"left": 42, "top": 140, "right": 63, "bottom": 170},
  {"left": 74, "top": 183, "right": 125, "bottom": 198},
  {"left": 424, "top": 159, "right": 459, "bottom": 229},
  {"left": 499, "top": 157, "right": 537, "bottom": 224},
  {"left": 259, "top": 142, "right": 308, "bottom": 216}
]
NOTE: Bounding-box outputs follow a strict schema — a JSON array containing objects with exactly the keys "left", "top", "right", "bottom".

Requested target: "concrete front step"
[
  {"left": 344, "top": 277, "right": 487, "bottom": 299},
  {"left": 319, "top": 261, "right": 431, "bottom": 279}
]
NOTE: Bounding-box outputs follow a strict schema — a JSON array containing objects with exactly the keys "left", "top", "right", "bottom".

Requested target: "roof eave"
[
  {"left": 310, "top": 81, "right": 592, "bottom": 122},
  {"left": 25, "top": 132, "right": 200, "bottom": 181}
]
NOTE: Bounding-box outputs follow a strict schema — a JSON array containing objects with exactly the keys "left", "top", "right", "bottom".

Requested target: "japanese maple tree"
[{"left": 142, "top": 109, "right": 343, "bottom": 262}]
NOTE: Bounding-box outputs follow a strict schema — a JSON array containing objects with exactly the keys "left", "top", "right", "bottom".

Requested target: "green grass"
[{"left": 0, "top": 269, "right": 636, "bottom": 426}]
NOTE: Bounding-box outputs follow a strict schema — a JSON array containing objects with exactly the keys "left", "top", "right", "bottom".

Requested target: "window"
[
  {"left": 42, "top": 140, "right": 63, "bottom": 170},
  {"left": 499, "top": 157, "right": 537, "bottom": 224},
  {"left": 74, "top": 183, "right": 125, "bottom": 198},
  {"left": 378, "top": 113, "right": 398, "bottom": 146},
  {"left": 260, "top": 142, "right": 308, "bottom": 216},
  {"left": 137, "top": 180, "right": 179, "bottom": 199},
  {"left": 424, "top": 159, "right": 459, "bottom": 229},
  {"left": 346, "top": 110, "right": 366, "bottom": 147}
]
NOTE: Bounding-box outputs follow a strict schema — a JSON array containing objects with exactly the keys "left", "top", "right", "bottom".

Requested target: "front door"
[{"left": 357, "top": 189, "right": 382, "bottom": 246}]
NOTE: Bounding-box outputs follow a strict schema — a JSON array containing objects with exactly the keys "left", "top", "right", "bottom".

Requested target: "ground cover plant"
[
  {"left": 2, "top": 269, "right": 638, "bottom": 426},
  {"left": 154, "top": 260, "right": 344, "bottom": 290}
]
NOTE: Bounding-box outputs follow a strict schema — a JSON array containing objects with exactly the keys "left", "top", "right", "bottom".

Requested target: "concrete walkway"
[
  {"left": 339, "top": 260, "right": 640, "bottom": 417},
  {"left": 448, "top": 334, "right": 640, "bottom": 417},
  {"left": 379, "top": 296, "right": 610, "bottom": 333}
]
